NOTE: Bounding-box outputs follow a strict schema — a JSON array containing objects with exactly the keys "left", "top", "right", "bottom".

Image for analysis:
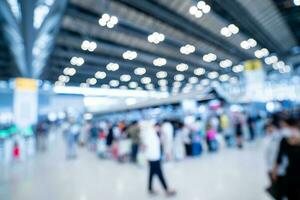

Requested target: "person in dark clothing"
[
  {"left": 89, "top": 123, "right": 98, "bottom": 151},
  {"left": 247, "top": 116, "right": 255, "bottom": 141},
  {"left": 273, "top": 118, "right": 300, "bottom": 200},
  {"left": 235, "top": 121, "right": 243, "bottom": 149},
  {"left": 148, "top": 160, "right": 168, "bottom": 192},
  {"left": 106, "top": 126, "right": 114, "bottom": 147},
  {"left": 127, "top": 121, "right": 140, "bottom": 163}
]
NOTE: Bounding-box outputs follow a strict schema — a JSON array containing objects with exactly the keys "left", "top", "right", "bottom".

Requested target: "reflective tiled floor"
[{"left": 0, "top": 138, "right": 272, "bottom": 200}]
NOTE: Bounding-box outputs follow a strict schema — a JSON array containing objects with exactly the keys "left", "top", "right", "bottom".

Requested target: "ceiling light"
[
  {"left": 194, "top": 10, "right": 203, "bottom": 18},
  {"left": 202, "top": 4, "right": 211, "bottom": 13},
  {"left": 274, "top": 61, "right": 285, "bottom": 70},
  {"left": 203, "top": 53, "right": 217, "bottom": 62},
  {"left": 63, "top": 67, "right": 76, "bottom": 76},
  {"left": 70, "top": 56, "right": 84, "bottom": 66},
  {"left": 87, "top": 78, "right": 97, "bottom": 85},
  {"left": 247, "top": 38, "right": 257, "bottom": 47},
  {"left": 182, "top": 86, "right": 192, "bottom": 93},
  {"left": 207, "top": 71, "right": 219, "bottom": 79},
  {"left": 120, "top": 74, "right": 131, "bottom": 82},
  {"left": 189, "top": 6, "right": 198, "bottom": 15},
  {"left": 176, "top": 63, "right": 189, "bottom": 72},
  {"left": 95, "top": 71, "right": 106, "bottom": 79},
  {"left": 219, "top": 74, "right": 229, "bottom": 82},
  {"left": 283, "top": 65, "right": 291, "bottom": 73},
  {"left": 106, "top": 63, "right": 119, "bottom": 71},
  {"left": 174, "top": 74, "right": 185, "bottom": 81},
  {"left": 173, "top": 81, "right": 181, "bottom": 87},
  {"left": 156, "top": 71, "right": 167, "bottom": 79},
  {"left": 122, "top": 50, "right": 137, "bottom": 60},
  {"left": 180, "top": 44, "right": 196, "bottom": 55},
  {"left": 240, "top": 38, "right": 257, "bottom": 49},
  {"left": 145, "top": 84, "right": 154, "bottom": 90},
  {"left": 109, "top": 80, "right": 119, "bottom": 87},
  {"left": 254, "top": 48, "right": 269, "bottom": 58},
  {"left": 240, "top": 41, "right": 250, "bottom": 49},
  {"left": 134, "top": 67, "right": 146, "bottom": 75},
  {"left": 201, "top": 78, "right": 210, "bottom": 86},
  {"left": 58, "top": 75, "right": 69, "bottom": 83},
  {"left": 294, "top": 0, "right": 300, "bottom": 6},
  {"left": 110, "top": 16, "right": 119, "bottom": 25},
  {"left": 228, "top": 24, "right": 239, "bottom": 34},
  {"left": 220, "top": 27, "right": 231, "bottom": 37},
  {"left": 194, "top": 67, "right": 205, "bottom": 76},
  {"left": 98, "top": 13, "right": 118, "bottom": 28},
  {"left": 197, "top": 1, "right": 206, "bottom": 9},
  {"left": 232, "top": 64, "right": 244, "bottom": 73},
  {"left": 153, "top": 57, "right": 167, "bottom": 66},
  {"left": 81, "top": 40, "right": 97, "bottom": 52},
  {"left": 264, "top": 55, "right": 278, "bottom": 65},
  {"left": 190, "top": 1, "right": 210, "bottom": 18},
  {"left": 158, "top": 79, "right": 168, "bottom": 86},
  {"left": 129, "top": 81, "right": 138, "bottom": 89},
  {"left": 219, "top": 59, "right": 232, "bottom": 68},
  {"left": 189, "top": 76, "right": 198, "bottom": 84},
  {"left": 141, "top": 77, "right": 151, "bottom": 84},
  {"left": 220, "top": 24, "right": 239, "bottom": 37},
  {"left": 148, "top": 32, "right": 165, "bottom": 44}
]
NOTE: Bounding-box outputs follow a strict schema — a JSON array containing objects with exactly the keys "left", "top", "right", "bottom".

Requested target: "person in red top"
[{"left": 13, "top": 142, "right": 20, "bottom": 159}]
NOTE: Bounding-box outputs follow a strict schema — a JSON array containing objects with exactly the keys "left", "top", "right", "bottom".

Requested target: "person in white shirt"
[
  {"left": 140, "top": 120, "right": 176, "bottom": 197},
  {"left": 160, "top": 120, "right": 174, "bottom": 161}
]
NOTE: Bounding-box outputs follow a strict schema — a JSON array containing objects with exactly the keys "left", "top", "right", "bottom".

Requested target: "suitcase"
[{"left": 192, "top": 142, "right": 202, "bottom": 156}]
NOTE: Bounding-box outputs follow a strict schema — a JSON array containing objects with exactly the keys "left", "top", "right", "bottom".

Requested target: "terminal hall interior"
[{"left": 1, "top": 0, "right": 300, "bottom": 200}]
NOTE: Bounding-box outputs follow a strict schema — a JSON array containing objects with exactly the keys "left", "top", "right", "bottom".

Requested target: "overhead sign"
[
  {"left": 15, "top": 78, "right": 37, "bottom": 91},
  {"left": 244, "top": 60, "right": 266, "bottom": 101},
  {"left": 244, "top": 60, "right": 262, "bottom": 71},
  {"left": 13, "top": 78, "right": 38, "bottom": 128}
]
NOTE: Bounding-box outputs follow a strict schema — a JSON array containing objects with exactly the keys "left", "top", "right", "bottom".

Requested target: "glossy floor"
[{"left": 0, "top": 138, "right": 272, "bottom": 200}]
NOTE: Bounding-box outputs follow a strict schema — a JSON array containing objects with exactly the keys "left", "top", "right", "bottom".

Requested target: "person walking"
[{"left": 140, "top": 120, "right": 176, "bottom": 197}]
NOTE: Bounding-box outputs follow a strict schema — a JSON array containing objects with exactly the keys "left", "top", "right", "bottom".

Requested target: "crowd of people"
[
  {"left": 12, "top": 104, "right": 299, "bottom": 199},
  {"left": 56, "top": 105, "right": 268, "bottom": 197},
  {"left": 68, "top": 110, "right": 264, "bottom": 163},
  {"left": 264, "top": 110, "right": 300, "bottom": 200}
]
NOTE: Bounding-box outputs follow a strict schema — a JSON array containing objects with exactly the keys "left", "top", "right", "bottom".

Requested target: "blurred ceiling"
[{"left": 0, "top": 0, "right": 299, "bottom": 92}]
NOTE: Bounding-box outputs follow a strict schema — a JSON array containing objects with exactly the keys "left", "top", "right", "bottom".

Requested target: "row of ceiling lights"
[
  {"left": 75, "top": 76, "right": 237, "bottom": 95},
  {"left": 64, "top": 0, "right": 292, "bottom": 90},
  {"left": 80, "top": 72, "right": 235, "bottom": 92},
  {"left": 189, "top": 0, "right": 285, "bottom": 75},
  {"left": 57, "top": 5, "right": 247, "bottom": 91}
]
